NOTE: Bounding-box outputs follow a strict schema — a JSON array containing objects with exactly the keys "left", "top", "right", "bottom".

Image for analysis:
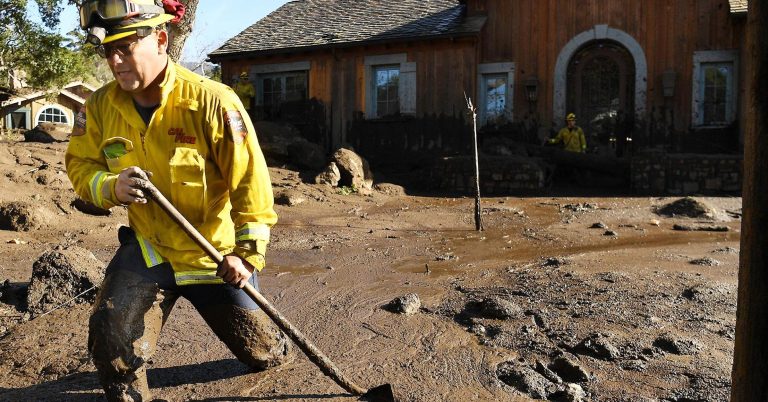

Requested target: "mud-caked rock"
[
  {"left": 26, "top": 246, "right": 105, "bottom": 317},
  {"left": 478, "top": 296, "right": 523, "bottom": 320},
  {"left": 656, "top": 197, "right": 715, "bottom": 219},
  {"left": 549, "top": 354, "right": 591, "bottom": 383},
  {"left": 653, "top": 333, "right": 702, "bottom": 355},
  {"left": 71, "top": 197, "right": 111, "bottom": 216},
  {"left": 275, "top": 190, "right": 307, "bottom": 206},
  {"left": 0, "top": 202, "right": 44, "bottom": 231},
  {"left": 331, "top": 148, "right": 374, "bottom": 195},
  {"left": 315, "top": 162, "right": 341, "bottom": 186},
  {"left": 385, "top": 293, "right": 421, "bottom": 315},
  {"left": 497, "top": 361, "right": 555, "bottom": 399},
  {"left": 573, "top": 333, "right": 620, "bottom": 361}
]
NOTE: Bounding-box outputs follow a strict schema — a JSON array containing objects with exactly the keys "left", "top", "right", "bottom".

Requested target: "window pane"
[
  {"left": 39, "top": 107, "right": 68, "bottom": 125},
  {"left": 484, "top": 74, "right": 507, "bottom": 122},
  {"left": 702, "top": 63, "right": 731, "bottom": 125},
  {"left": 374, "top": 66, "right": 400, "bottom": 118}
]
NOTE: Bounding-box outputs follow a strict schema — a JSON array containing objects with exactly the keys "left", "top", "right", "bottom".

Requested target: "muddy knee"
[{"left": 201, "top": 306, "right": 292, "bottom": 370}]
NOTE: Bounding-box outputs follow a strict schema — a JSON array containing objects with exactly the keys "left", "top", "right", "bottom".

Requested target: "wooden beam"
[{"left": 731, "top": 1, "right": 768, "bottom": 399}]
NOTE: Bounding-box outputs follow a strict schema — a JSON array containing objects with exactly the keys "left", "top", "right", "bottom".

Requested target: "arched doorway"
[{"left": 567, "top": 41, "right": 635, "bottom": 156}]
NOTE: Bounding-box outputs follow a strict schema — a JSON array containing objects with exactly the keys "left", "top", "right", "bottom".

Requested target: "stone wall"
[
  {"left": 631, "top": 154, "right": 742, "bottom": 195},
  {"left": 430, "top": 156, "right": 548, "bottom": 195}
]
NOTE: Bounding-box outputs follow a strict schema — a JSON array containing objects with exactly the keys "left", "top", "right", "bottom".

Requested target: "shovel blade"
[{"left": 361, "top": 383, "right": 396, "bottom": 402}]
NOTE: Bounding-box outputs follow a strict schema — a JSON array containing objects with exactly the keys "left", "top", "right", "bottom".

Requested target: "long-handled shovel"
[{"left": 137, "top": 179, "right": 396, "bottom": 402}]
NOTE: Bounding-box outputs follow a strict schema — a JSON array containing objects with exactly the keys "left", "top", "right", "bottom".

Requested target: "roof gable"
[{"left": 210, "top": 0, "right": 482, "bottom": 58}]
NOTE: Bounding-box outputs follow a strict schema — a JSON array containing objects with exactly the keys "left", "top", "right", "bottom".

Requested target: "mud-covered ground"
[{"left": 0, "top": 138, "right": 741, "bottom": 401}]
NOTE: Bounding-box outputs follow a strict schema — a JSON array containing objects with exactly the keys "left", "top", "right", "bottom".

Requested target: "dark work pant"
[{"left": 88, "top": 226, "right": 290, "bottom": 402}]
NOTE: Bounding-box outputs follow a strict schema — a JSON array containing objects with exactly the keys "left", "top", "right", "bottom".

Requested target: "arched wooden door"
[{"left": 567, "top": 41, "right": 635, "bottom": 155}]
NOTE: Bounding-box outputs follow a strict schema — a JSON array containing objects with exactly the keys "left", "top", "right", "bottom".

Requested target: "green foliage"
[
  {"left": 337, "top": 185, "right": 358, "bottom": 196},
  {"left": 0, "top": 0, "right": 106, "bottom": 90}
]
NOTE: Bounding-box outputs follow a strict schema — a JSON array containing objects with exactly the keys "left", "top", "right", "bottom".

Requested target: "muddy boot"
[
  {"left": 89, "top": 267, "right": 175, "bottom": 401},
  {"left": 199, "top": 305, "right": 292, "bottom": 371}
]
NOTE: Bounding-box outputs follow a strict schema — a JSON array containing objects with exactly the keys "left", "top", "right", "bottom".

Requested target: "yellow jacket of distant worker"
[
  {"left": 65, "top": 62, "right": 277, "bottom": 285},
  {"left": 550, "top": 126, "right": 587, "bottom": 153},
  {"left": 233, "top": 81, "right": 256, "bottom": 110}
]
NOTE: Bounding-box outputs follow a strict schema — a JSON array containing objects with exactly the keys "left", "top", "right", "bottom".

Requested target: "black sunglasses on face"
[{"left": 95, "top": 27, "right": 156, "bottom": 58}]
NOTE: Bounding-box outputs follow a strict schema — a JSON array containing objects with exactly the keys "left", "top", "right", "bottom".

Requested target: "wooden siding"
[{"left": 468, "top": 0, "right": 745, "bottom": 131}]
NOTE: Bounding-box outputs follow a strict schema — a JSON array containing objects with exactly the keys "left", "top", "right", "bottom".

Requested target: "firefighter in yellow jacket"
[
  {"left": 233, "top": 71, "right": 256, "bottom": 114},
  {"left": 67, "top": 2, "right": 289, "bottom": 400},
  {"left": 549, "top": 113, "right": 587, "bottom": 153}
]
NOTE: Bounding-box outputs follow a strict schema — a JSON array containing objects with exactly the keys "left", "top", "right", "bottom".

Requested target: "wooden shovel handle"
[{"left": 137, "top": 179, "right": 368, "bottom": 396}]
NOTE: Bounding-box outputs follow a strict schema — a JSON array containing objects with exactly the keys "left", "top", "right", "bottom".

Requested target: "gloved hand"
[{"left": 115, "top": 167, "right": 153, "bottom": 205}]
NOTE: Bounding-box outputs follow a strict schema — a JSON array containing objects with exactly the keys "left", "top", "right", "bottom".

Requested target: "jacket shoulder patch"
[
  {"left": 71, "top": 106, "right": 86, "bottom": 136},
  {"left": 224, "top": 110, "right": 248, "bottom": 145}
]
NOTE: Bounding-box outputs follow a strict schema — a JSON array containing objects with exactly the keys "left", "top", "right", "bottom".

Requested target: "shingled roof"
[
  {"left": 209, "top": 0, "right": 485, "bottom": 59},
  {"left": 728, "top": 0, "right": 748, "bottom": 14}
]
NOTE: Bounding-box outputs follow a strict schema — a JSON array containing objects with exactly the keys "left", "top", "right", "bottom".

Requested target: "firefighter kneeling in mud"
[{"left": 66, "top": 1, "right": 291, "bottom": 400}]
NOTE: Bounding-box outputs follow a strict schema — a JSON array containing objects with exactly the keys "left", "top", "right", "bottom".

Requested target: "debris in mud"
[
  {"left": 712, "top": 246, "right": 739, "bottom": 254},
  {"left": 476, "top": 296, "right": 523, "bottom": 320},
  {"left": 26, "top": 246, "right": 105, "bottom": 317},
  {"left": 652, "top": 333, "right": 702, "bottom": 355},
  {"left": 374, "top": 182, "right": 406, "bottom": 196},
  {"left": 71, "top": 198, "right": 111, "bottom": 216},
  {"left": 681, "top": 284, "right": 733, "bottom": 303},
  {"left": 655, "top": 197, "right": 715, "bottom": 219},
  {"left": 562, "top": 203, "right": 598, "bottom": 212},
  {"left": 572, "top": 333, "right": 620, "bottom": 361},
  {"left": 384, "top": 293, "right": 421, "bottom": 315},
  {"left": 590, "top": 222, "right": 607, "bottom": 229},
  {"left": 0, "top": 202, "right": 43, "bottom": 231},
  {"left": 435, "top": 253, "right": 458, "bottom": 261},
  {"left": 534, "top": 360, "right": 562, "bottom": 384},
  {"left": 673, "top": 223, "right": 728, "bottom": 232},
  {"left": 689, "top": 257, "right": 721, "bottom": 266},
  {"left": 275, "top": 190, "right": 307, "bottom": 206},
  {"left": 550, "top": 383, "right": 588, "bottom": 402},
  {"left": 542, "top": 257, "right": 569, "bottom": 268},
  {"left": 603, "top": 230, "right": 618, "bottom": 237}
]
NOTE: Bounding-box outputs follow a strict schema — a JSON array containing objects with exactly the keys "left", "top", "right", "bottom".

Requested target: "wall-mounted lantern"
[
  {"left": 662, "top": 69, "right": 676, "bottom": 98},
  {"left": 524, "top": 76, "right": 540, "bottom": 103}
]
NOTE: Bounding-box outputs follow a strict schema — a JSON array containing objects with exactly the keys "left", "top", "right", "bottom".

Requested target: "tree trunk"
[
  {"left": 167, "top": 0, "right": 199, "bottom": 62},
  {"left": 731, "top": 1, "right": 768, "bottom": 400}
]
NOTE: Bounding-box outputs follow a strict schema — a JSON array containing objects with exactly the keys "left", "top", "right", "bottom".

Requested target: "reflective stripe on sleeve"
[
  {"left": 135, "top": 233, "right": 165, "bottom": 268},
  {"left": 175, "top": 270, "right": 225, "bottom": 286},
  {"left": 235, "top": 222, "right": 270, "bottom": 242},
  {"left": 88, "top": 171, "right": 110, "bottom": 208}
]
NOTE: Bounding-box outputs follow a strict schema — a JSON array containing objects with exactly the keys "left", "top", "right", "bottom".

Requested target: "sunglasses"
[
  {"left": 95, "top": 27, "right": 155, "bottom": 58},
  {"left": 79, "top": 0, "right": 163, "bottom": 29}
]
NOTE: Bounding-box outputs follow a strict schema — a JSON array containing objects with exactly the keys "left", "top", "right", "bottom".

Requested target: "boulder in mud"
[
  {"left": 26, "top": 246, "right": 105, "bottom": 317},
  {"left": 0, "top": 202, "right": 44, "bottom": 231},
  {"left": 331, "top": 148, "right": 374, "bottom": 195},
  {"left": 549, "top": 355, "right": 591, "bottom": 383},
  {"left": 275, "top": 190, "right": 307, "bottom": 206},
  {"left": 315, "top": 162, "right": 341, "bottom": 186},
  {"left": 385, "top": 293, "right": 421, "bottom": 315}
]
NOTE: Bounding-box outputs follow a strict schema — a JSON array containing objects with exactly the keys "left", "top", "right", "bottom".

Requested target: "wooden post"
[
  {"left": 731, "top": 1, "right": 768, "bottom": 400},
  {"left": 465, "top": 94, "right": 483, "bottom": 231}
]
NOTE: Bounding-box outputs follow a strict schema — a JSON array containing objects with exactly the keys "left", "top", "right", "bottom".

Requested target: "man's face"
[
  {"left": 104, "top": 30, "right": 166, "bottom": 93},
  {"left": 567, "top": 119, "right": 576, "bottom": 128}
]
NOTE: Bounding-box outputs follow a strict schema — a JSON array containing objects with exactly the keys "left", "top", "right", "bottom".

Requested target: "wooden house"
[
  {"left": 209, "top": 0, "right": 747, "bottom": 194},
  {"left": 1, "top": 82, "right": 95, "bottom": 133}
]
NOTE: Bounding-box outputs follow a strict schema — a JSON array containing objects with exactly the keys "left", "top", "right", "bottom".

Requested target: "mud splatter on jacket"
[{"left": 65, "top": 61, "right": 276, "bottom": 285}]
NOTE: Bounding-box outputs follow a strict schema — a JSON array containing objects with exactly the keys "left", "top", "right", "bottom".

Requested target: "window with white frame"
[
  {"left": 36, "top": 105, "right": 69, "bottom": 125},
  {"left": 374, "top": 65, "right": 400, "bottom": 118},
  {"left": 477, "top": 63, "right": 515, "bottom": 126},
  {"left": 692, "top": 50, "right": 738, "bottom": 127},
  {"left": 365, "top": 54, "right": 416, "bottom": 119}
]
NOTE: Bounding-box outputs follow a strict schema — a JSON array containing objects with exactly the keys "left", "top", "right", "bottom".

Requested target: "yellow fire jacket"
[
  {"left": 233, "top": 81, "right": 256, "bottom": 110},
  {"left": 65, "top": 61, "right": 277, "bottom": 285},
  {"left": 550, "top": 126, "right": 587, "bottom": 153}
]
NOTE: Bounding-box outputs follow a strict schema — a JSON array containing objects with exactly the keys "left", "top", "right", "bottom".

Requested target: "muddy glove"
[{"left": 115, "top": 167, "right": 153, "bottom": 205}]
